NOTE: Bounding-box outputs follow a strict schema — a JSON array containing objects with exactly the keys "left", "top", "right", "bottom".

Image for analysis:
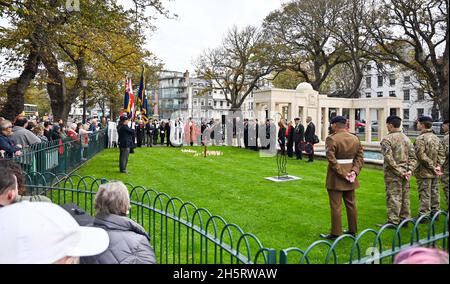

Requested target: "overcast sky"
[
  {"left": 147, "top": 0, "right": 288, "bottom": 73},
  {"left": 0, "top": 0, "right": 288, "bottom": 80}
]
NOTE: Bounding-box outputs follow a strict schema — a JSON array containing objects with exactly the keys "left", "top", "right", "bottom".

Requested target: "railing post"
[
  {"left": 279, "top": 250, "right": 287, "bottom": 264},
  {"left": 267, "top": 249, "right": 277, "bottom": 264}
]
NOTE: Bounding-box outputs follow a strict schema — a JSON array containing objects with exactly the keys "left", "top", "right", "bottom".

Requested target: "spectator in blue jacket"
[{"left": 0, "top": 120, "right": 22, "bottom": 158}]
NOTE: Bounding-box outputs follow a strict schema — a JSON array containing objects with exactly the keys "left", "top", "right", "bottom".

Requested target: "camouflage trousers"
[
  {"left": 385, "top": 175, "right": 410, "bottom": 224},
  {"left": 442, "top": 174, "right": 449, "bottom": 210},
  {"left": 417, "top": 178, "right": 440, "bottom": 216}
]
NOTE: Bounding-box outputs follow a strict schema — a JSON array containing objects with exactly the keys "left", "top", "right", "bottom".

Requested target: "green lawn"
[{"left": 75, "top": 146, "right": 447, "bottom": 262}]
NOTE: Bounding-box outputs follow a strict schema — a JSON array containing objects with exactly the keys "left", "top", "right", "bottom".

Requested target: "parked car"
[
  {"left": 432, "top": 122, "right": 444, "bottom": 135},
  {"left": 355, "top": 120, "right": 365, "bottom": 133},
  {"left": 371, "top": 122, "right": 378, "bottom": 132}
]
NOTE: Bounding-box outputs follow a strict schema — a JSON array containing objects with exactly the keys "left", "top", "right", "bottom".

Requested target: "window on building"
[
  {"left": 214, "top": 101, "right": 217, "bottom": 107},
  {"left": 389, "top": 91, "right": 396, "bottom": 97},
  {"left": 417, "top": 108, "right": 424, "bottom": 118},
  {"left": 389, "top": 76, "right": 396, "bottom": 86},
  {"left": 220, "top": 101, "right": 223, "bottom": 107},
  {"left": 194, "top": 90, "right": 198, "bottom": 95},
  {"left": 378, "top": 76, "right": 383, "bottom": 87},
  {"left": 404, "top": 109, "right": 410, "bottom": 120},
  {"left": 366, "top": 77, "right": 371, "bottom": 88},
  {"left": 201, "top": 99, "right": 205, "bottom": 106},
  {"left": 208, "top": 100, "right": 213, "bottom": 106},
  {"left": 366, "top": 92, "right": 371, "bottom": 98},
  {"left": 366, "top": 65, "right": 372, "bottom": 71},
  {"left": 417, "top": 89, "right": 425, "bottom": 101},
  {"left": 227, "top": 102, "right": 230, "bottom": 107},
  {"left": 193, "top": 99, "right": 198, "bottom": 106},
  {"left": 404, "top": 76, "right": 410, "bottom": 83},
  {"left": 377, "top": 92, "right": 383, "bottom": 97},
  {"left": 403, "top": 90, "right": 410, "bottom": 101},
  {"left": 219, "top": 91, "right": 223, "bottom": 94}
]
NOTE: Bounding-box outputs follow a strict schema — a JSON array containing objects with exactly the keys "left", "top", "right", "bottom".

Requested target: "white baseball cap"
[{"left": 0, "top": 201, "right": 109, "bottom": 264}]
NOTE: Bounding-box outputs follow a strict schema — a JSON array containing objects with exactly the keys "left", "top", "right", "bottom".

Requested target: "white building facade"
[{"left": 359, "top": 61, "right": 438, "bottom": 128}]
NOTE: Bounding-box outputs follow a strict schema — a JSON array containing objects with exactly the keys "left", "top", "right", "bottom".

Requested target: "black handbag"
[{"left": 313, "top": 135, "right": 320, "bottom": 144}]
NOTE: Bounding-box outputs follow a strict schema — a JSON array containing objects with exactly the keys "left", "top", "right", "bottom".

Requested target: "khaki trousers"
[{"left": 327, "top": 190, "right": 358, "bottom": 235}]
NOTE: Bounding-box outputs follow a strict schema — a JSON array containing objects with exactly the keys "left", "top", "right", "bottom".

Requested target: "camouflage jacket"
[
  {"left": 414, "top": 129, "right": 445, "bottom": 179},
  {"left": 381, "top": 130, "right": 417, "bottom": 177},
  {"left": 442, "top": 132, "right": 449, "bottom": 174}
]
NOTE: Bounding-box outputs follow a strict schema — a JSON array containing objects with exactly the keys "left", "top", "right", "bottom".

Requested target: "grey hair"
[
  {"left": 94, "top": 182, "right": 130, "bottom": 216},
  {"left": 0, "top": 120, "right": 12, "bottom": 131}
]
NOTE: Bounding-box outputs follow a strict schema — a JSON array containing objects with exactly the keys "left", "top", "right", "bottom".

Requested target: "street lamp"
[{"left": 81, "top": 78, "right": 88, "bottom": 124}]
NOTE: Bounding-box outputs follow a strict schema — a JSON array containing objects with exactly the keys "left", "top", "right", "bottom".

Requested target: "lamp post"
[{"left": 81, "top": 79, "right": 88, "bottom": 124}]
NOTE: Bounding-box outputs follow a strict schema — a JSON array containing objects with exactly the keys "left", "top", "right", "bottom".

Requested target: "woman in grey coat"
[{"left": 81, "top": 182, "right": 156, "bottom": 264}]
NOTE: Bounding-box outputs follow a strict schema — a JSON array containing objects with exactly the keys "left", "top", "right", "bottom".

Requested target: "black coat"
[
  {"left": 293, "top": 124, "right": 305, "bottom": 143},
  {"left": 81, "top": 214, "right": 156, "bottom": 264},
  {"left": 305, "top": 122, "right": 316, "bottom": 143},
  {"left": 118, "top": 124, "right": 135, "bottom": 148}
]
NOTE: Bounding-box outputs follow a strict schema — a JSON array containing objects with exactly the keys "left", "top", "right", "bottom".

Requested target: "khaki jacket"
[{"left": 326, "top": 130, "right": 364, "bottom": 191}]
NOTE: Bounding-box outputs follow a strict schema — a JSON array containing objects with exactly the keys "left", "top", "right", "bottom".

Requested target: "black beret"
[
  {"left": 386, "top": 115, "right": 402, "bottom": 123},
  {"left": 294, "top": 117, "right": 300, "bottom": 121},
  {"left": 443, "top": 119, "right": 449, "bottom": 124},
  {"left": 120, "top": 115, "right": 128, "bottom": 121},
  {"left": 331, "top": 116, "right": 347, "bottom": 124},
  {"left": 418, "top": 116, "right": 432, "bottom": 123}
]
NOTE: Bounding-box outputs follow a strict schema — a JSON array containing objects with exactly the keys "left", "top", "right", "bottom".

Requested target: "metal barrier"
[
  {"left": 279, "top": 212, "right": 448, "bottom": 264},
  {"left": 23, "top": 170, "right": 448, "bottom": 264},
  {"left": 5, "top": 129, "right": 107, "bottom": 177},
  {"left": 25, "top": 173, "right": 274, "bottom": 264}
]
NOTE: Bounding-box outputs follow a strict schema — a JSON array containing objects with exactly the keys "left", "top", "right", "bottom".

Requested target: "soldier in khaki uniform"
[
  {"left": 378, "top": 116, "right": 417, "bottom": 227},
  {"left": 441, "top": 120, "right": 449, "bottom": 210},
  {"left": 320, "top": 116, "right": 364, "bottom": 240},
  {"left": 414, "top": 116, "right": 445, "bottom": 218}
]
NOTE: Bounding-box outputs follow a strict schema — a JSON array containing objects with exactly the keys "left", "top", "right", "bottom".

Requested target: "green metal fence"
[
  {"left": 279, "top": 212, "right": 448, "bottom": 264},
  {"left": 25, "top": 173, "right": 274, "bottom": 264},
  {"left": 24, "top": 172, "right": 448, "bottom": 264},
  {"left": 6, "top": 129, "right": 107, "bottom": 177}
]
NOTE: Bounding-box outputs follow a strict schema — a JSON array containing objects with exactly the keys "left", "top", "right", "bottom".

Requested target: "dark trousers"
[
  {"left": 287, "top": 139, "right": 294, "bottom": 157},
  {"left": 327, "top": 189, "right": 358, "bottom": 235},
  {"left": 119, "top": 148, "right": 130, "bottom": 172},
  {"left": 166, "top": 131, "right": 171, "bottom": 146},
  {"left": 160, "top": 134, "right": 165, "bottom": 145},
  {"left": 279, "top": 141, "right": 286, "bottom": 155},
  {"left": 308, "top": 146, "right": 314, "bottom": 162},
  {"left": 295, "top": 142, "right": 303, "bottom": 160}
]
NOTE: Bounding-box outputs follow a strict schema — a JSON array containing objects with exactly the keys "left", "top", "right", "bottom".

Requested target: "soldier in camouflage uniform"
[
  {"left": 414, "top": 116, "right": 446, "bottom": 218},
  {"left": 379, "top": 116, "right": 417, "bottom": 226},
  {"left": 441, "top": 120, "right": 449, "bottom": 210}
]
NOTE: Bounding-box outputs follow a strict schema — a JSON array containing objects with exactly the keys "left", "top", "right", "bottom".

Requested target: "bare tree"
[
  {"left": 195, "top": 26, "right": 279, "bottom": 112},
  {"left": 365, "top": 0, "right": 448, "bottom": 119},
  {"left": 262, "top": 0, "right": 350, "bottom": 92}
]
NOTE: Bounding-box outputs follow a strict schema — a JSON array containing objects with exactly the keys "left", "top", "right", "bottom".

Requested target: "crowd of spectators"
[{"left": 0, "top": 114, "right": 107, "bottom": 159}]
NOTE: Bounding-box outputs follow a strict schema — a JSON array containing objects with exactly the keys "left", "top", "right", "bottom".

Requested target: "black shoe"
[
  {"left": 120, "top": 170, "right": 128, "bottom": 174},
  {"left": 320, "top": 233, "right": 339, "bottom": 240},
  {"left": 343, "top": 230, "right": 356, "bottom": 237}
]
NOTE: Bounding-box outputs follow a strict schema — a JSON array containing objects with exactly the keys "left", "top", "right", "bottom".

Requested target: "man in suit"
[
  {"left": 118, "top": 116, "right": 135, "bottom": 174},
  {"left": 305, "top": 116, "right": 316, "bottom": 162},
  {"left": 321, "top": 116, "right": 364, "bottom": 240},
  {"left": 293, "top": 118, "right": 305, "bottom": 160}
]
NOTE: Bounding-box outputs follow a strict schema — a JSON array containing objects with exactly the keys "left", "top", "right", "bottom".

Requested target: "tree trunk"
[{"left": 0, "top": 48, "right": 40, "bottom": 120}]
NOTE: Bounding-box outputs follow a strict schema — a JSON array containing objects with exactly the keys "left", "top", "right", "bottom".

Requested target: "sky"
[
  {"left": 0, "top": 0, "right": 288, "bottom": 80},
  {"left": 146, "top": 0, "right": 289, "bottom": 73}
]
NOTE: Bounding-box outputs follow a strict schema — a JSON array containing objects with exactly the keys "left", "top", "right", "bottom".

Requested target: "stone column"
[
  {"left": 316, "top": 108, "right": 322, "bottom": 143},
  {"left": 323, "top": 107, "right": 329, "bottom": 140},
  {"left": 365, "top": 107, "right": 372, "bottom": 143},
  {"left": 349, "top": 108, "right": 356, "bottom": 134},
  {"left": 378, "top": 107, "right": 389, "bottom": 141},
  {"left": 337, "top": 108, "right": 343, "bottom": 116}
]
